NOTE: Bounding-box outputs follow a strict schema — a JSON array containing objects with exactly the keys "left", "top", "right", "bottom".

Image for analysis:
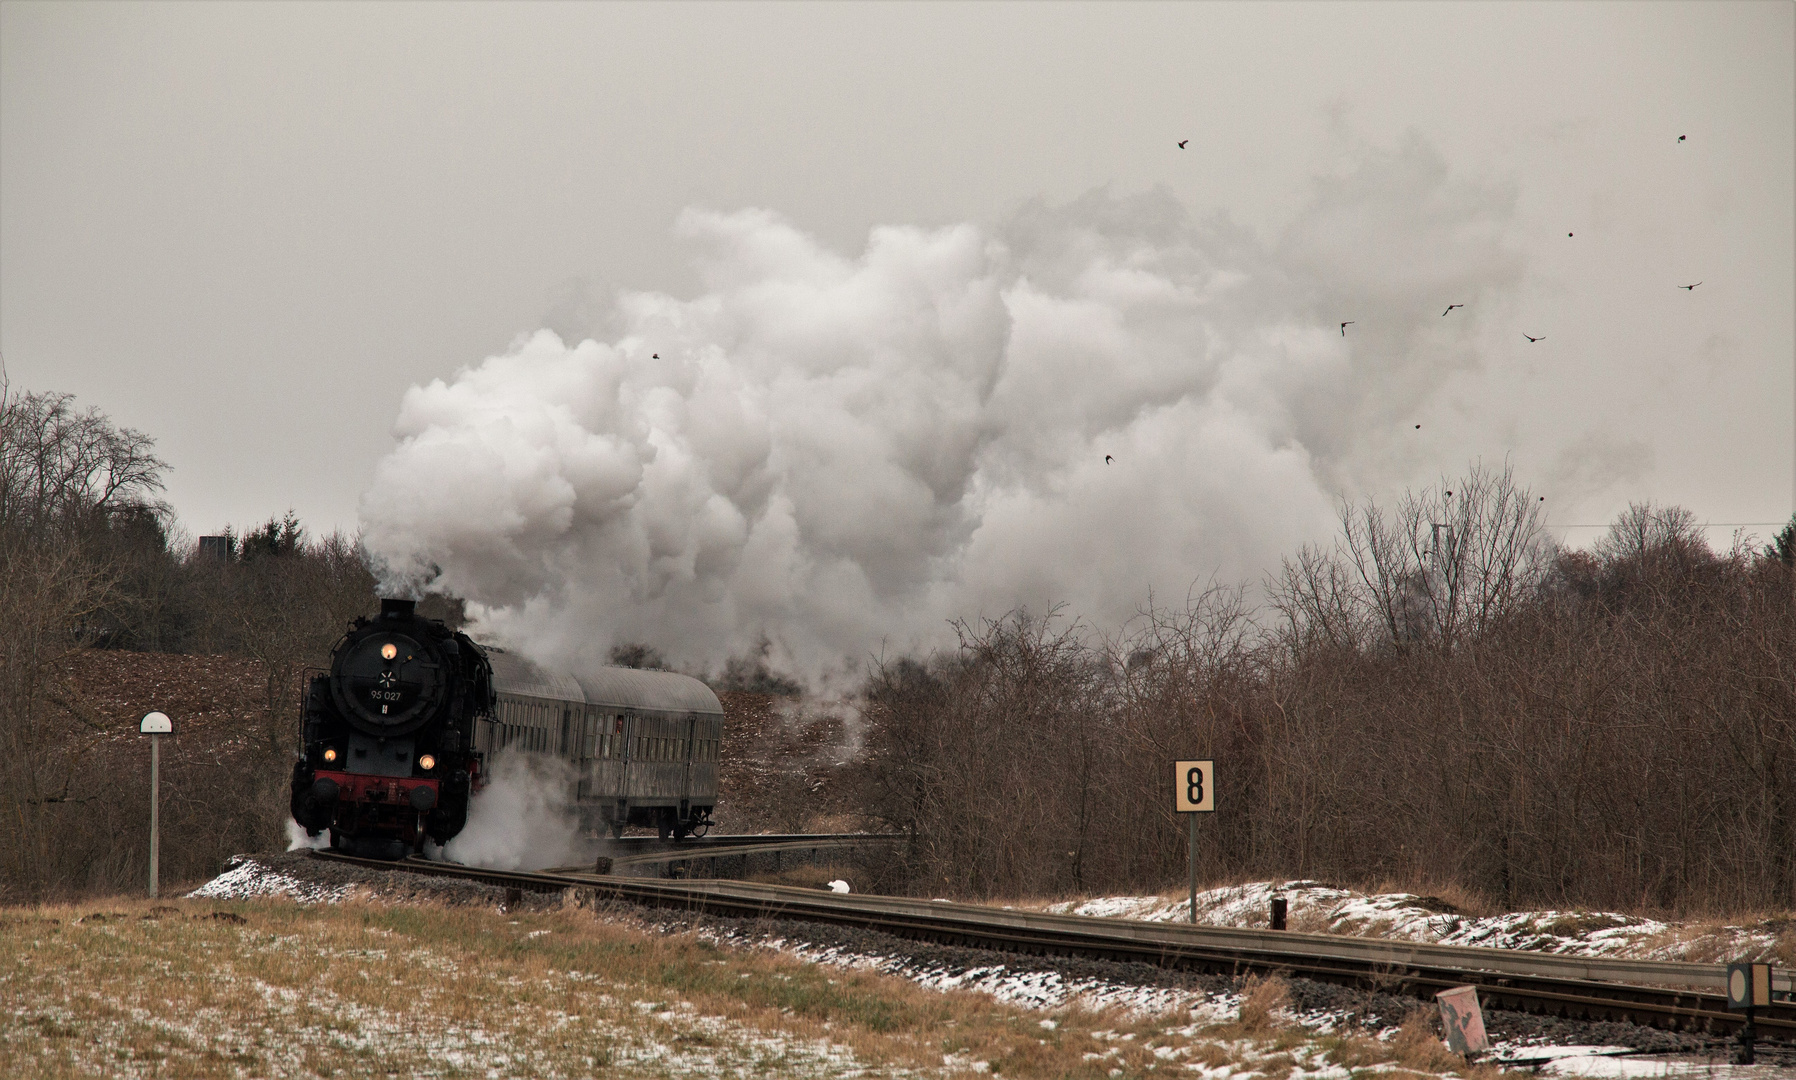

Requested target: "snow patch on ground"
[
  {"left": 1043, "top": 880, "right": 1786, "bottom": 964},
  {"left": 1531, "top": 1050, "right": 1782, "bottom": 1078},
  {"left": 185, "top": 857, "right": 354, "bottom": 903},
  {"left": 703, "top": 924, "right": 1254, "bottom": 1023}
]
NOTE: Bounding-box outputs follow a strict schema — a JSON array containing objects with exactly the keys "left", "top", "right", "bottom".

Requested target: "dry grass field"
[{"left": 1, "top": 891, "right": 1516, "bottom": 1080}]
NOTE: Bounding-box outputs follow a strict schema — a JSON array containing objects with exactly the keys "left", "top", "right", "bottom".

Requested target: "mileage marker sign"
[
  {"left": 1174, "top": 760, "right": 1214, "bottom": 924},
  {"left": 1174, "top": 760, "right": 1214, "bottom": 813}
]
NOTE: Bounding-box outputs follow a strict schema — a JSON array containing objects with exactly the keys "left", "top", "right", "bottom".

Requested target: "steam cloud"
[
  {"left": 441, "top": 751, "right": 585, "bottom": 871},
  {"left": 361, "top": 136, "right": 1521, "bottom": 680}
]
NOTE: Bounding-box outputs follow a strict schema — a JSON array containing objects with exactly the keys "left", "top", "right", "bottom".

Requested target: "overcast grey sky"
[{"left": 3, "top": 1, "right": 1792, "bottom": 667}]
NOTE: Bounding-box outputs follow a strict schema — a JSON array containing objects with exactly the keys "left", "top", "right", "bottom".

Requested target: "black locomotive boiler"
[
  {"left": 291, "top": 598, "right": 726, "bottom": 859},
  {"left": 290, "top": 598, "right": 492, "bottom": 858}
]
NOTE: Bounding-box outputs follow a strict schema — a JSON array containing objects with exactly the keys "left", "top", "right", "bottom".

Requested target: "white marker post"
[
  {"left": 1173, "top": 760, "right": 1214, "bottom": 923},
  {"left": 140, "top": 711, "right": 172, "bottom": 897}
]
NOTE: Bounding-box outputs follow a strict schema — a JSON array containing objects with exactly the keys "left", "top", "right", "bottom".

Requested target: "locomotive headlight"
[
  {"left": 418, "top": 754, "right": 436, "bottom": 771},
  {"left": 323, "top": 747, "right": 338, "bottom": 763},
  {"left": 381, "top": 642, "right": 398, "bottom": 661}
]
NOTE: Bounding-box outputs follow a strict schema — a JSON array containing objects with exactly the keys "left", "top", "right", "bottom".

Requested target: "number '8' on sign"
[{"left": 1175, "top": 760, "right": 1214, "bottom": 812}]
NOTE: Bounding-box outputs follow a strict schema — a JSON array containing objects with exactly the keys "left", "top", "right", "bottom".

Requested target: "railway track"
[
  {"left": 312, "top": 850, "right": 1793, "bottom": 1043},
  {"left": 542, "top": 832, "right": 906, "bottom": 873}
]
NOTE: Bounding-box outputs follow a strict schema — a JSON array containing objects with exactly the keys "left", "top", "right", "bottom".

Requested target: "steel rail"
[
  {"left": 310, "top": 852, "right": 1791, "bottom": 1040},
  {"left": 541, "top": 832, "right": 905, "bottom": 871}
]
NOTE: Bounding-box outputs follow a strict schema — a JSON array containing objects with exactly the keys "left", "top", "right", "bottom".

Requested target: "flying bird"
[
  {"left": 1415, "top": 424, "right": 1421, "bottom": 430},
  {"left": 1678, "top": 135, "right": 1686, "bottom": 142},
  {"left": 1567, "top": 232, "right": 1574, "bottom": 237},
  {"left": 1679, "top": 282, "right": 1701, "bottom": 290},
  {"left": 1178, "top": 140, "right": 1189, "bottom": 149},
  {"left": 652, "top": 353, "right": 659, "bottom": 358},
  {"left": 1105, "top": 455, "right": 1114, "bottom": 464},
  {"left": 1442, "top": 304, "right": 1464, "bottom": 316},
  {"left": 1340, "top": 321, "right": 1354, "bottom": 336},
  {"left": 1524, "top": 334, "right": 1544, "bottom": 342}
]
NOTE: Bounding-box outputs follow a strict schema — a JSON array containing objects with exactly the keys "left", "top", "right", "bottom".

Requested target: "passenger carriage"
[{"left": 482, "top": 649, "right": 724, "bottom": 838}]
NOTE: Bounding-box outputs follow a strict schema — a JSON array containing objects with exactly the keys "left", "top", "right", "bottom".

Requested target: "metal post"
[
  {"left": 1737, "top": 1007, "right": 1757, "bottom": 1065},
  {"left": 149, "top": 733, "right": 160, "bottom": 898},
  {"left": 1187, "top": 811, "right": 1197, "bottom": 924}
]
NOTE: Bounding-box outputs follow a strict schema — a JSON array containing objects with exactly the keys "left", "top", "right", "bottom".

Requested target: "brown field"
[{"left": 1, "top": 890, "right": 1515, "bottom": 1080}]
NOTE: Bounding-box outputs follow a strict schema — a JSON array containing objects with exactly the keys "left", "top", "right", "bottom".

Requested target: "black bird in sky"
[
  {"left": 1679, "top": 282, "right": 1701, "bottom": 290},
  {"left": 1678, "top": 135, "right": 1687, "bottom": 142},
  {"left": 1340, "top": 321, "right": 1354, "bottom": 336},
  {"left": 1567, "top": 232, "right": 1574, "bottom": 237},
  {"left": 1524, "top": 334, "right": 1544, "bottom": 342},
  {"left": 1442, "top": 304, "right": 1464, "bottom": 316},
  {"left": 652, "top": 353, "right": 659, "bottom": 358},
  {"left": 1105, "top": 455, "right": 1114, "bottom": 464},
  {"left": 1178, "top": 140, "right": 1189, "bottom": 149},
  {"left": 1415, "top": 424, "right": 1421, "bottom": 430}
]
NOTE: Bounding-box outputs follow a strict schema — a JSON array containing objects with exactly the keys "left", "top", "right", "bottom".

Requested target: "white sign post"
[
  {"left": 1174, "top": 760, "right": 1214, "bottom": 924},
  {"left": 140, "top": 711, "right": 172, "bottom": 897}
]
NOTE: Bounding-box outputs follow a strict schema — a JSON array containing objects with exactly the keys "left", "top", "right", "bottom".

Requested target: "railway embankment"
[
  {"left": 4, "top": 855, "right": 1543, "bottom": 1080},
  {"left": 35, "top": 852, "right": 1782, "bottom": 1076}
]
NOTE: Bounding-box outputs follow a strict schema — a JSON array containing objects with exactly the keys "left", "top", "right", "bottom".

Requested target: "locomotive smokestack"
[{"left": 380, "top": 598, "right": 417, "bottom": 620}]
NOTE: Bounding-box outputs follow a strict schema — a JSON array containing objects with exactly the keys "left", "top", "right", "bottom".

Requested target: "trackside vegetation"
[{"left": 0, "top": 893, "right": 1523, "bottom": 1079}]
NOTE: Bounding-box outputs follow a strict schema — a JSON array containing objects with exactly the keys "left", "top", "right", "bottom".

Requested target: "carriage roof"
[{"left": 483, "top": 646, "right": 722, "bottom": 716}]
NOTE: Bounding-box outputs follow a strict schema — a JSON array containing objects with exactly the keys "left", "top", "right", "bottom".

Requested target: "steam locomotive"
[{"left": 290, "top": 598, "right": 725, "bottom": 859}]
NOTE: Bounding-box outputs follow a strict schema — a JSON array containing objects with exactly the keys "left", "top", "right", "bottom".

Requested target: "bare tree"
[{"left": 0, "top": 382, "right": 169, "bottom": 898}]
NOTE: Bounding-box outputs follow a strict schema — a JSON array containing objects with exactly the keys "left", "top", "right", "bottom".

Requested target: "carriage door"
[
  {"left": 681, "top": 713, "right": 697, "bottom": 817},
  {"left": 559, "top": 707, "right": 572, "bottom": 758},
  {"left": 617, "top": 711, "right": 636, "bottom": 820}
]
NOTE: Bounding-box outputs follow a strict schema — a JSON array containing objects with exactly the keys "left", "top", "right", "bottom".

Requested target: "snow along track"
[{"left": 309, "top": 851, "right": 1794, "bottom": 1043}]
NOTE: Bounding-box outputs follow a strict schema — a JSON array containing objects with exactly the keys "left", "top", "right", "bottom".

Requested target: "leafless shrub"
[
  {"left": 1235, "top": 974, "right": 1291, "bottom": 1034},
  {"left": 851, "top": 463, "right": 1795, "bottom": 916}
]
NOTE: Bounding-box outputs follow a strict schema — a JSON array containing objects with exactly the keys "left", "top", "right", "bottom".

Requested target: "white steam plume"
[
  {"left": 441, "top": 752, "right": 584, "bottom": 871},
  {"left": 286, "top": 819, "right": 329, "bottom": 852},
  {"left": 362, "top": 136, "right": 1521, "bottom": 680}
]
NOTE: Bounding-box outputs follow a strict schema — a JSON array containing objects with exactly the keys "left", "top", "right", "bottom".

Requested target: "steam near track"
[{"left": 361, "top": 138, "right": 1528, "bottom": 682}]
